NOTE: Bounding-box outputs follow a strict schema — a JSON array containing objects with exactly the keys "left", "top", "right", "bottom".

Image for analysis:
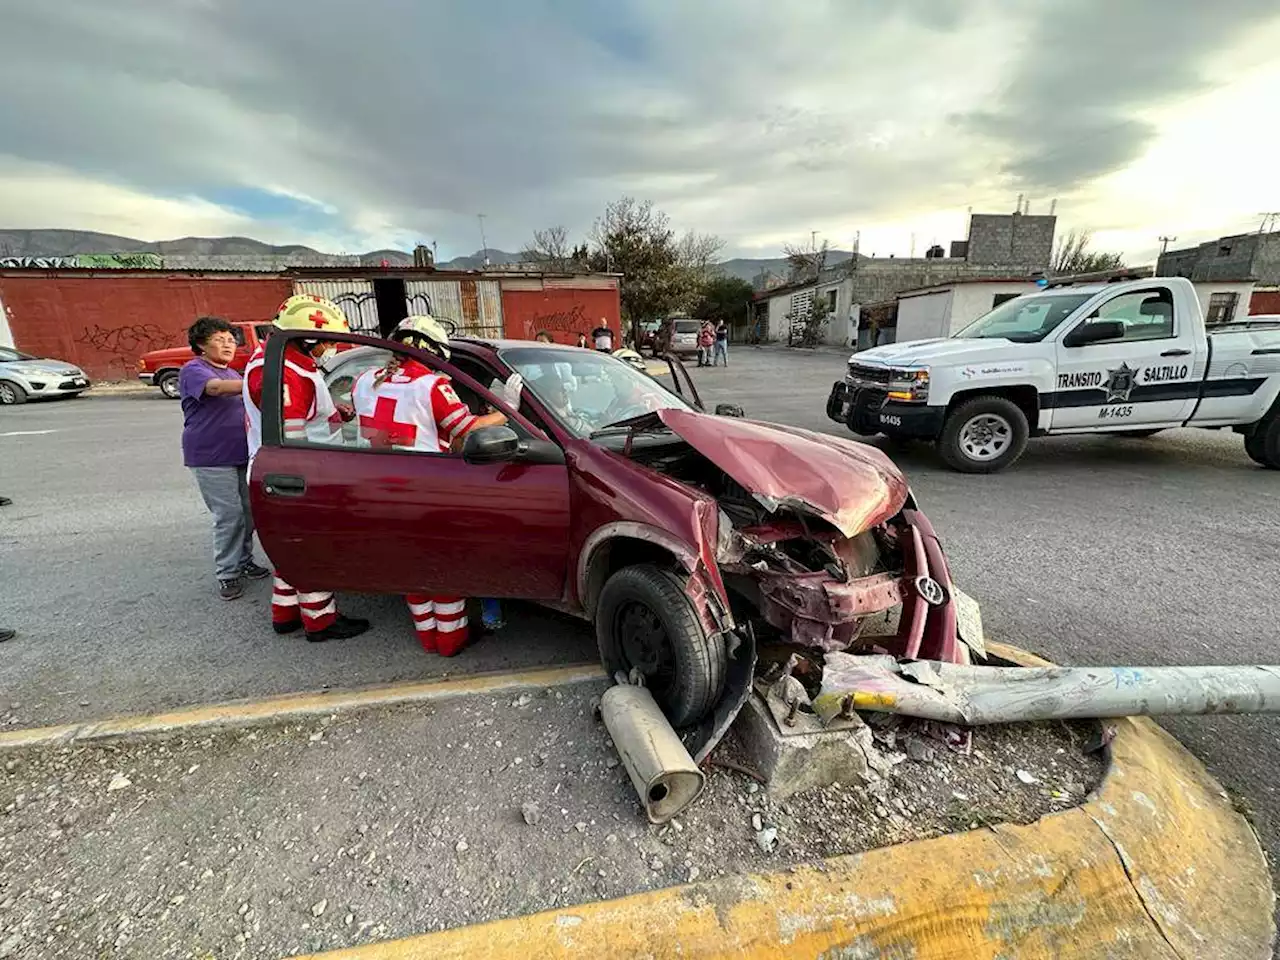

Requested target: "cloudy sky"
[{"left": 1, "top": 0, "right": 1279, "bottom": 263}]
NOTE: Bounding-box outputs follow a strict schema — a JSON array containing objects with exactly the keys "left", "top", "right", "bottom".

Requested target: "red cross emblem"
[
  {"left": 308, "top": 310, "right": 328, "bottom": 328},
  {"left": 359, "top": 396, "right": 418, "bottom": 448}
]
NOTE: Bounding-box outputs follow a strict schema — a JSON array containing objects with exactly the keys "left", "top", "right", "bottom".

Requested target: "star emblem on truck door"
[{"left": 1104, "top": 362, "right": 1138, "bottom": 403}]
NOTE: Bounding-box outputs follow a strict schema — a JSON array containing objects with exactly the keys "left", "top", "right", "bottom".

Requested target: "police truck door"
[{"left": 1049, "top": 287, "right": 1198, "bottom": 431}]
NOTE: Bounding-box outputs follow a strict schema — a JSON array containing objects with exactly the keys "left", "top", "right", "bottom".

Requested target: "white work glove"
[{"left": 500, "top": 373, "right": 524, "bottom": 410}]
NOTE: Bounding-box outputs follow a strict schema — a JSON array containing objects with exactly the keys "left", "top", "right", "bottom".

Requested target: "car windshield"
[
  {"left": 0, "top": 347, "right": 37, "bottom": 362},
  {"left": 502, "top": 346, "right": 693, "bottom": 438},
  {"left": 954, "top": 293, "right": 1092, "bottom": 343}
]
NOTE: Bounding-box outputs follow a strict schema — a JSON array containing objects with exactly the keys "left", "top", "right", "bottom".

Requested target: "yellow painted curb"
[
  {"left": 290, "top": 642, "right": 1276, "bottom": 960},
  {"left": 0, "top": 662, "right": 605, "bottom": 750}
]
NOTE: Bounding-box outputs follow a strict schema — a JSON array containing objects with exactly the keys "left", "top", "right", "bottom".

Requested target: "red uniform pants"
[
  {"left": 405, "top": 595, "right": 469, "bottom": 656},
  {"left": 272, "top": 573, "right": 337, "bottom": 633}
]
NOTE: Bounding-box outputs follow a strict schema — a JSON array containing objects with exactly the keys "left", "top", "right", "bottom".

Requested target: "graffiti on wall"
[
  {"left": 0, "top": 253, "right": 164, "bottom": 269},
  {"left": 74, "top": 253, "right": 163, "bottom": 269},
  {"left": 0, "top": 256, "right": 77, "bottom": 269},
  {"left": 75, "top": 322, "right": 173, "bottom": 378},
  {"left": 528, "top": 303, "right": 588, "bottom": 336}
]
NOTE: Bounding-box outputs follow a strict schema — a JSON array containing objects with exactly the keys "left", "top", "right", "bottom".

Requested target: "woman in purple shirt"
[{"left": 179, "top": 317, "right": 269, "bottom": 600}]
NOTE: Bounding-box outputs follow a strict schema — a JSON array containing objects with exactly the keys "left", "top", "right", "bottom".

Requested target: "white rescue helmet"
[{"left": 391, "top": 315, "right": 453, "bottom": 361}]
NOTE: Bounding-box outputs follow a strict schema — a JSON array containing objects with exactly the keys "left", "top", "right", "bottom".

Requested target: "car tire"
[
  {"left": 0, "top": 381, "right": 27, "bottom": 405},
  {"left": 1244, "top": 416, "right": 1280, "bottom": 469},
  {"left": 596, "top": 564, "right": 726, "bottom": 727},
  {"left": 939, "top": 395, "right": 1029, "bottom": 473},
  {"left": 1113, "top": 429, "right": 1163, "bottom": 438},
  {"left": 157, "top": 371, "right": 181, "bottom": 399}
]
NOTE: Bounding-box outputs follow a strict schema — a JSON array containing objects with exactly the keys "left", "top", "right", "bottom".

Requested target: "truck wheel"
[
  {"left": 1114, "top": 429, "right": 1163, "bottom": 438},
  {"left": 0, "top": 381, "right": 27, "bottom": 405},
  {"left": 1244, "top": 416, "right": 1280, "bottom": 469},
  {"left": 596, "top": 564, "right": 726, "bottom": 727},
  {"left": 157, "top": 371, "right": 180, "bottom": 399},
  {"left": 939, "top": 396, "right": 1029, "bottom": 473}
]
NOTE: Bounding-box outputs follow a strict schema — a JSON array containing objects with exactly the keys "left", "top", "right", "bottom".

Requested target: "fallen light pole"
[
  {"left": 601, "top": 675, "right": 706, "bottom": 824},
  {"left": 814, "top": 653, "right": 1280, "bottom": 725}
]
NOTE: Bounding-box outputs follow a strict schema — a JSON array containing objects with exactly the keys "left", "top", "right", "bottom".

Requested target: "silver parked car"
[{"left": 0, "top": 346, "right": 91, "bottom": 405}]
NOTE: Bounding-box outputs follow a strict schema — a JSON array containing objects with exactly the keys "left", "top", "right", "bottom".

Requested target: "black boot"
[{"left": 306, "top": 614, "right": 370, "bottom": 643}]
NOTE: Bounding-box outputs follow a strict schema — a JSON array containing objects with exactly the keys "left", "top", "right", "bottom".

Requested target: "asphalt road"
[{"left": 2, "top": 348, "right": 1278, "bottom": 913}]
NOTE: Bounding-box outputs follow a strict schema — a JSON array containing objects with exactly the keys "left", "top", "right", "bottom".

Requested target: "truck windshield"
[{"left": 954, "top": 293, "right": 1092, "bottom": 343}]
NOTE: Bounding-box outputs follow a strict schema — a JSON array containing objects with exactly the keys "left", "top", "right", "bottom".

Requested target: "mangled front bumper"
[{"left": 721, "top": 503, "right": 966, "bottom": 665}]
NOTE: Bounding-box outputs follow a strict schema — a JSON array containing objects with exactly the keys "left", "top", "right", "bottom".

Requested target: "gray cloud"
[
  {"left": 954, "top": 0, "right": 1280, "bottom": 191},
  {"left": 0, "top": 0, "right": 1275, "bottom": 254}
]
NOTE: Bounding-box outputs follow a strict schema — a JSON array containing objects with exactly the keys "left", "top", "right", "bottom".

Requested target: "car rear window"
[{"left": 675, "top": 320, "right": 699, "bottom": 334}]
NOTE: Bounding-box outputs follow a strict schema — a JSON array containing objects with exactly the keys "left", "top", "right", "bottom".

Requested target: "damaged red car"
[{"left": 250, "top": 331, "right": 964, "bottom": 751}]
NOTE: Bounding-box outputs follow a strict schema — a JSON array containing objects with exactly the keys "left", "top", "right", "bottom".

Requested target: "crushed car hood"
[{"left": 656, "top": 409, "right": 908, "bottom": 537}]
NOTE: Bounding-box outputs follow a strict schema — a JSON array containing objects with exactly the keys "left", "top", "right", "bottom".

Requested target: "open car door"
[{"left": 249, "top": 329, "right": 572, "bottom": 599}]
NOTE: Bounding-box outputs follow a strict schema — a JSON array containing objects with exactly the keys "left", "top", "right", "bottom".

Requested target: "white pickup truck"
[{"left": 826, "top": 276, "right": 1280, "bottom": 472}]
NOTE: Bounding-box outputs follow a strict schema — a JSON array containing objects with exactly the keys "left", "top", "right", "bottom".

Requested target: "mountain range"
[{"left": 0, "top": 229, "right": 853, "bottom": 283}]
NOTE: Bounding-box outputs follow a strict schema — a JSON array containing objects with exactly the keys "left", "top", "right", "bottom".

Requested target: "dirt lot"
[{"left": 0, "top": 677, "right": 1106, "bottom": 959}]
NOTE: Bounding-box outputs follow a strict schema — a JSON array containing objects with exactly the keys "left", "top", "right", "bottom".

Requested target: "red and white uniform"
[
  {"left": 243, "top": 342, "right": 342, "bottom": 633},
  {"left": 243, "top": 343, "right": 342, "bottom": 460},
  {"left": 350, "top": 359, "right": 477, "bottom": 453},
  {"left": 351, "top": 358, "right": 477, "bottom": 655}
]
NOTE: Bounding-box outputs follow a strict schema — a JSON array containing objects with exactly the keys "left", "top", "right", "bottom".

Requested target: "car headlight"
[
  {"left": 8, "top": 364, "right": 49, "bottom": 377},
  {"left": 887, "top": 368, "right": 929, "bottom": 402}
]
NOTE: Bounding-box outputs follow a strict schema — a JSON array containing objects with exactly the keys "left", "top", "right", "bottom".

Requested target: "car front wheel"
[
  {"left": 157, "top": 372, "right": 181, "bottom": 399},
  {"left": 595, "top": 564, "right": 726, "bottom": 727},
  {"left": 939, "top": 396, "right": 1029, "bottom": 473},
  {"left": 0, "top": 381, "right": 27, "bottom": 405}
]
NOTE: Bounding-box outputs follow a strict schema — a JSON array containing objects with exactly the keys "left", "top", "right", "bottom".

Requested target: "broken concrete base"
[{"left": 734, "top": 692, "right": 878, "bottom": 799}]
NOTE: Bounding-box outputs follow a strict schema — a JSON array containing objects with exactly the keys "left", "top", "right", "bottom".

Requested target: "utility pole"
[
  {"left": 477, "top": 214, "right": 490, "bottom": 267},
  {"left": 1158, "top": 235, "right": 1177, "bottom": 257}
]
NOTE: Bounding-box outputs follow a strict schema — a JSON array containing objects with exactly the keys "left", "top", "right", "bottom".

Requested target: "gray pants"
[
  {"left": 191, "top": 465, "right": 255, "bottom": 580},
  {"left": 713, "top": 340, "right": 729, "bottom": 366}
]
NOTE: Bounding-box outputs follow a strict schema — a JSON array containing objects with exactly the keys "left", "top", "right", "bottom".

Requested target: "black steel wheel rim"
[{"left": 616, "top": 600, "right": 676, "bottom": 693}]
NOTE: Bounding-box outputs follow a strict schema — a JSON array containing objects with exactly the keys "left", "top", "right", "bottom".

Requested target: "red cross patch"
[{"left": 359, "top": 396, "right": 418, "bottom": 448}]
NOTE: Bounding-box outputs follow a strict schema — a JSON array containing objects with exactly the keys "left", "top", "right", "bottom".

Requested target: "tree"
[
  {"left": 676, "top": 230, "right": 724, "bottom": 282},
  {"left": 693, "top": 275, "right": 755, "bottom": 326},
  {"left": 783, "top": 236, "right": 829, "bottom": 282},
  {"left": 1052, "top": 229, "right": 1124, "bottom": 275},
  {"left": 587, "top": 197, "right": 699, "bottom": 342},
  {"left": 521, "top": 225, "right": 575, "bottom": 272}
]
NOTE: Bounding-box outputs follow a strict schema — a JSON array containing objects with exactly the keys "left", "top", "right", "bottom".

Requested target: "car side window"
[
  {"left": 269, "top": 337, "right": 530, "bottom": 455},
  {"left": 231, "top": 327, "right": 246, "bottom": 347},
  {"left": 1091, "top": 289, "right": 1176, "bottom": 342}
]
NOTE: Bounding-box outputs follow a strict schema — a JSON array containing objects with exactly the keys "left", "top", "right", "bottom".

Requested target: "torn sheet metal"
[
  {"left": 814, "top": 653, "right": 1280, "bottom": 724},
  {"left": 656, "top": 408, "right": 907, "bottom": 538},
  {"left": 686, "top": 625, "right": 757, "bottom": 764}
]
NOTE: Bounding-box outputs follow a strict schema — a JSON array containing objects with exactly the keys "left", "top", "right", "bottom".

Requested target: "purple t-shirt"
[{"left": 179, "top": 357, "right": 248, "bottom": 468}]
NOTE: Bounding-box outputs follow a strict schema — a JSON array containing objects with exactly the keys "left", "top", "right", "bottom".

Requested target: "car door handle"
[
  {"left": 1160, "top": 348, "right": 1191, "bottom": 357},
  {"left": 263, "top": 474, "right": 306, "bottom": 497}
]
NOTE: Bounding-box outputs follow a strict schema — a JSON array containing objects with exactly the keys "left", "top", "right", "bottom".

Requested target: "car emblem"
[
  {"left": 1104, "top": 362, "right": 1138, "bottom": 403},
  {"left": 914, "top": 575, "right": 946, "bottom": 606}
]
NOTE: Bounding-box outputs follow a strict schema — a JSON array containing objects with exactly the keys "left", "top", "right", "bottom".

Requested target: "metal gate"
[
  {"left": 404, "top": 279, "right": 503, "bottom": 339},
  {"left": 293, "top": 280, "right": 380, "bottom": 336}
]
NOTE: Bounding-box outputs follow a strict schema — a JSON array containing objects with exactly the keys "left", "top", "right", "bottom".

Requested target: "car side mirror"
[
  {"left": 715, "top": 403, "right": 745, "bottom": 418},
  {"left": 1064, "top": 319, "right": 1124, "bottom": 347},
  {"left": 462, "top": 425, "right": 521, "bottom": 463}
]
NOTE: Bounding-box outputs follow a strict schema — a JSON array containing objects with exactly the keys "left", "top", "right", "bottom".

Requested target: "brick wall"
[
  {"left": 966, "top": 213, "right": 1056, "bottom": 267},
  {"left": 0, "top": 273, "right": 292, "bottom": 380}
]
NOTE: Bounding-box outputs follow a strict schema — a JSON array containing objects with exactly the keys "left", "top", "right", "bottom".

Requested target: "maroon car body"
[{"left": 249, "top": 331, "right": 962, "bottom": 739}]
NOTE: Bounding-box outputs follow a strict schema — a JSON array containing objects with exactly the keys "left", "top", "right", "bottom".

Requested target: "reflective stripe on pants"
[
  {"left": 404, "top": 594, "right": 469, "bottom": 656},
  {"left": 273, "top": 573, "right": 336, "bottom": 632}
]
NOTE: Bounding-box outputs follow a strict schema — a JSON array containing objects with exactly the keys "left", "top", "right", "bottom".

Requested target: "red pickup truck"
[{"left": 137, "top": 321, "right": 274, "bottom": 398}]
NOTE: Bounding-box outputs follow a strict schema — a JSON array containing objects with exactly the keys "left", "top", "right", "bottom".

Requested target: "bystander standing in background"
[
  {"left": 179, "top": 317, "right": 269, "bottom": 600},
  {"left": 713, "top": 320, "right": 729, "bottom": 367}
]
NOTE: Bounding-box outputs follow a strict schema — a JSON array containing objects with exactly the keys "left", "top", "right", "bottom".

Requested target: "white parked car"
[
  {"left": 826, "top": 277, "right": 1280, "bottom": 472},
  {"left": 0, "top": 346, "right": 91, "bottom": 405}
]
